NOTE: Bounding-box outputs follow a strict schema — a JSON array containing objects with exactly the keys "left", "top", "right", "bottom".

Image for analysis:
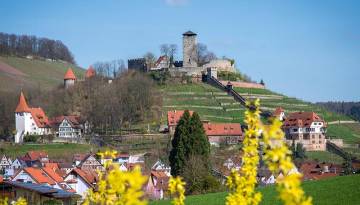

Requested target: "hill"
[
  {"left": 150, "top": 174, "right": 360, "bottom": 205},
  {"left": 0, "top": 56, "right": 85, "bottom": 93},
  {"left": 161, "top": 82, "right": 360, "bottom": 160}
]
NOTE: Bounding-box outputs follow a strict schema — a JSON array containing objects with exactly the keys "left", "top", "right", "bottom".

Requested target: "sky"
[{"left": 1, "top": 0, "right": 359, "bottom": 102}]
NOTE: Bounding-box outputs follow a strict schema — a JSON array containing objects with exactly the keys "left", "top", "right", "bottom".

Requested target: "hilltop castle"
[{"left": 128, "top": 31, "right": 236, "bottom": 77}]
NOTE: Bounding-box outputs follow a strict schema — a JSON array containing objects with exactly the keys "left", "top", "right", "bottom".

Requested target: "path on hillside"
[
  {"left": 328, "top": 120, "right": 359, "bottom": 125},
  {"left": 207, "top": 76, "right": 272, "bottom": 117},
  {"left": 0, "top": 60, "right": 27, "bottom": 76}
]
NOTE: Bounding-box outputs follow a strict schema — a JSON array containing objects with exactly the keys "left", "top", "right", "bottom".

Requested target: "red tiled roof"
[
  {"left": 70, "top": 168, "right": 98, "bottom": 187},
  {"left": 15, "top": 92, "right": 31, "bottom": 113},
  {"left": 14, "top": 92, "right": 49, "bottom": 128},
  {"left": 85, "top": 66, "right": 96, "bottom": 78},
  {"left": 42, "top": 167, "right": 64, "bottom": 183},
  {"left": 30, "top": 107, "right": 50, "bottom": 128},
  {"left": 49, "top": 115, "right": 81, "bottom": 128},
  {"left": 26, "top": 151, "right": 48, "bottom": 161},
  {"left": 167, "top": 110, "right": 194, "bottom": 127},
  {"left": 44, "top": 163, "right": 59, "bottom": 170},
  {"left": 273, "top": 107, "right": 284, "bottom": 117},
  {"left": 203, "top": 122, "right": 242, "bottom": 136},
  {"left": 23, "top": 167, "right": 56, "bottom": 185},
  {"left": 64, "top": 68, "right": 76, "bottom": 80},
  {"left": 283, "top": 112, "right": 326, "bottom": 128},
  {"left": 150, "top": 171, "right": 169, "bottom": 190},
  {"left": 300, "top": 162, "right": 342, "bottom": 180},
  {"left": 155, "top": 56, "right": 167, "bottom": 67}
]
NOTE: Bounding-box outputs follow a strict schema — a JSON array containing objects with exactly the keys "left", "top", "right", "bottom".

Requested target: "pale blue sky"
[{"left": 1, "top": 0, "right": 359, "bottom": 102}]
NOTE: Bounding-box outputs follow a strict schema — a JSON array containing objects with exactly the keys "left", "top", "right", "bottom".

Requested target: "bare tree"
[{"left": 197, "top": 43, "right": 217, "bottom": 66}]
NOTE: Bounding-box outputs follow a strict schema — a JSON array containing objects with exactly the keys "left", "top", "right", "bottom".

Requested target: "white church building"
[{"left": 14, "top": 92, "right": 52, "bottom": 143}]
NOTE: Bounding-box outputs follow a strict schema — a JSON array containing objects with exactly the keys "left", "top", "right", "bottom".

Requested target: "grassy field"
[
  {"left": 0, "top": 56, "right": 85, "bottom": 92},
  {"left": 306, "top": 151, "right": 344, "bottom": 164},
  {"left": 327, "top": 123, "right": 360, "bottom": 144},
  {"left": 150, "top": 174, "right": 360, "bottom": 205},
  {"left": 0, "top": 143, "right": 94, "bottom": 161}
]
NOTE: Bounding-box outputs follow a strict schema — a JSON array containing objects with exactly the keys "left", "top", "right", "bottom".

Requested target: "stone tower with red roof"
[{"left": 64, "top": 68, "right": 77, "bottom": 89}]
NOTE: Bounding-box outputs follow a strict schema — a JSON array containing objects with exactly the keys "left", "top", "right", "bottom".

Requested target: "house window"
[
  {"left": 312, "top": 141, "right": 315, "bottom": 144},
  {"left": 312, "top": 135, "right": 315, "bottom": 139}
]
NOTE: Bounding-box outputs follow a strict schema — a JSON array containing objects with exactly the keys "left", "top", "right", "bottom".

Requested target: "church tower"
[
  {"left": 182, "top": 31, "right": 198, "bottom": 67},
  {"left": 64, "top": 68, "right": 77, "bottom": 89},
  {"left": 14, "top": 92, "right": 31, "bottom": 143}
]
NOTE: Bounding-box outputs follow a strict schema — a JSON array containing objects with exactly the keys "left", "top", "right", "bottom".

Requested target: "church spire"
[{"left": 15, "top": 91, "right": 31, "bottom": 113}]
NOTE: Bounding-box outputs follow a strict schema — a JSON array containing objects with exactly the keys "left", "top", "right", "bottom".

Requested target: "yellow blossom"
[{"left": 169, "top": 176, "right": 186, "bottom": 205}]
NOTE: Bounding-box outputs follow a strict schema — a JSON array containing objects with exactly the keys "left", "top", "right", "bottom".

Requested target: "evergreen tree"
[
  {"left": 295, "top": 143, "right": 306, "bottom": 159},
  {"left": 188, "top": 112, "right": 210, "bottom": 158},
  {"left": 169, "top": 110, "right": 191, "bottom": 176}
]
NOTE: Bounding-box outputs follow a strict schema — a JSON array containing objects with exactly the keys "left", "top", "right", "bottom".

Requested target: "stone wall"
[{"left": 220, "top": 81, "right": 265, "bottom": 89}]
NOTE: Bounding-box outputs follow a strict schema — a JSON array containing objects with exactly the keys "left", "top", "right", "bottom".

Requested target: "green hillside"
[
  {"left": 0, "top": 56, "right": 85, "bottom": 92},
  {"left": 150, "top": 174, "right": 360, "bottom": 205},
  {"left": 161, "top": 82, "right": 360, "bottom": 158}
]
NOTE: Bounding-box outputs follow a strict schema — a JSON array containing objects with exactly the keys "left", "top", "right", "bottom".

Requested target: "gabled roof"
[
  {"left": 67, "top": 168, "right": 98, "bottom": 188},
  {"left": 85, "top": 66, "right": 96, "bottom": 78},
  {"left": 15, "top": 92, "right": 31, "bottom": 113},
  {"left": 150, "top": 171, "right": 169, "bottom": 190},
  {"left": 283, "top": 112, "right": 326, "bottom": 128},
  {"left": 167, "top": 110, "right": 194, "bottom": 127},
  {"left": 25, "top": 151, "right": 48, "bottom": 161},
  {"left": 273, "top": 107, "right": 284, "bottom": 117},
  {"left": 183, "top": 31, "right": 197, "bottom": 36},
  {"left": 155, "top": 55, "right": 168, "bottom": 67},
  {"left": 203, "top": 122, "right": 242, "bottom": 136},
  {"left": 64, "top": 68, "right": 76, "bottom": 80},
  {"left": 22, "top": 167, "right": 56, "bottom": 185},
  {"left": 49, "top": 115, "right": 82, "bottom": 128},
  {"left": 42, "top": 167, "right": 64, "bottom": 183},
  {"left": 30, "top": 107, "right": 50, "bottom": 128}
]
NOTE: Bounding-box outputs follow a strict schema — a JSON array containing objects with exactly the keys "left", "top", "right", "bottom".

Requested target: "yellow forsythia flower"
[
  {"left": 83, "top": 151, "right": 148, "bottom": 205},
  {"left": 169, "top": 176, "right": 186, "bottom": 205},
  {"left": 225, "top": 99, "right": 262, "bottom": 205},
  {"left": 13, "top": 197, "right": 27, "bottom": 205}
]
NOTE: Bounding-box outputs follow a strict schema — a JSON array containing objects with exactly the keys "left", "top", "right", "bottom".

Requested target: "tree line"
[
  {"left": 0, "top": 32, "right": 75, "bottom": 64},
  {"left": 0, "top": 71, "right": 161, "bottom": 139},
  {"left": 316, "top": 102, "right": 360, "bottom": 122}
]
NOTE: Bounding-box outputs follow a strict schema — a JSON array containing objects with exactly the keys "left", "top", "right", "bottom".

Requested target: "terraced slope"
[
  {"left": 162, "top": 83, "right": 360, "bottom": 153},
  {"left": 161, "top": 83, "right": 246, "bottom": 123},
  {"left": 0, "top": 56, "right": 85, "bottom": 92}
]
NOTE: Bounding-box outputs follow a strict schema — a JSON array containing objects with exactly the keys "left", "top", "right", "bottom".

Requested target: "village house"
[
  {"left": 282, "top": 111, "right": 327, "bottom": 151},
  {"left": 14, "top": 92, "right": 52, "bottom": 143},
  {"left": 22, "top": 151, "right": 49, "bottom": 167},
  {"left": 4, "top": 158, "right": 26, "bottom": 178},
  {"left": 167, "top": 110, "right": 243, "bottom": 146},
  {"left": 167, "top": 110, "right": 194, "bottom": 134},
  {"left": 151, "top": 160, "right": 171, "bottom": 176},
  {"left": 64, "top": 168, "right": 98, "bottom": 199},
  {"left": 12, "top": 167, "right": 59, "bottom": 189},
  {"left": 0, "top": 155, "right": 12, "bottom": 171},
  {"left": 203, "top": 122, "right": 243, "bottom": 146},
  {"left": 145, "top": 171, "right": 169, "bottom": 200},
  {"left": 0, "top": 181, "right": 80, "bottom": 205},
  {"left": 272, "top": 107, "right": 286, "bottom": 121},
  {"left": 50, "top": 115, "right": 84, "bottom": 138},
  {"left": 76, "top": 154, "right": 104, "bottom": 172},
  {"left": 299, "top": 161, "right": 343, "bottom": 180},
  {"left": 150, "top": 55, "right": 169, "bottom": 71}
]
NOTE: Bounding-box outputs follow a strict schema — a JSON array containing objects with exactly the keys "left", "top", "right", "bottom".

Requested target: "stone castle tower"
[{"left": 182, "top": 31, "right": 197, "bottom": 67}]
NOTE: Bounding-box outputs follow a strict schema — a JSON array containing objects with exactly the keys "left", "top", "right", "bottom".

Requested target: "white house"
[
  {"left": 283, "top": 112, "right": 327, "bottom": 151},
  {"left": 4, "top": 158, "right": 25, "bottom": 178},
  {"left": 150, "top": 55, "right": 169, "bottom": 70},
  {"left": 151, "top": 160, "right": 171, "bottom": 176},
  {"left": 0, "top": 155, "right": 12, "bottom": 170},
  {"left": 50, "top": 116, "right": 83, "bottom": 138},
  {"left": 65, "top": 168, "right": 97, "bottom": 198},
  {"left": 14, "top": 92, "right": 52, "bottom": 143}
]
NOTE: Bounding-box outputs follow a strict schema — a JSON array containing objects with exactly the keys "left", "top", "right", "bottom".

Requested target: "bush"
[{"left": 23, "top": 134, "right": 40, "bottom": 143}]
